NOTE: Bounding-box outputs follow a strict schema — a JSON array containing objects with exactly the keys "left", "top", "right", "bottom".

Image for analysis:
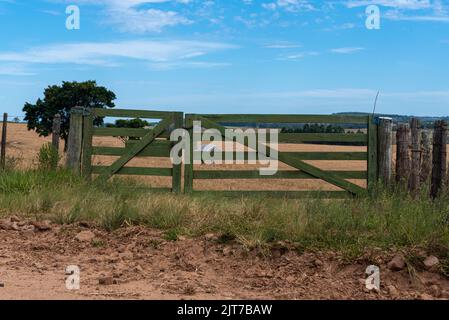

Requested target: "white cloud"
[
  {"left": 60, "top": 0, "right": 193, "bottom": 32},
  {"left": 0, "top": 40, "right": 235, "bottom": 67},
  {"left": 345, "top": 0, "right": 433, "bottom": 10},
  {"left": 330, "top": 47, "right": 365, "bottom": 54},
  {"left": 261, "top": 0, "right": 315, "bottom": 12},
  {"left": 345, "top": 0, "right": 449, "bottom": 23},
  {"left": 0, "top": 64, "right": 35, "bottom": 76},
  {"left": 278, "top": 51, "right": 320, "bottom": 60},
  {"left": 265, "top": 43, "right": 302, "bottom": 49},
  {"left": 384, "top": 9, "right": 449, "bottom": 22},
  {"left": 149, "top": 61, "right": 231, "bottom": 70}
]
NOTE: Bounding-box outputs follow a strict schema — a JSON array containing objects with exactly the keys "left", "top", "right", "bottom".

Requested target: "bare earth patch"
[{"left": 1, "top": 218, "right": 448, "bottom": 300}]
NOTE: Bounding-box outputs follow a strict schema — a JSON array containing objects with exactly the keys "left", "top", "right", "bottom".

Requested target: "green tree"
[
  {"left": 112, "top": 118, "right": 150, "bottom": 142},
  {"left": 23, "top": 81, "right": 116, "bottom": 150},
  {"left": 115, "top": 118, "right": 150, "bottom": 129}
]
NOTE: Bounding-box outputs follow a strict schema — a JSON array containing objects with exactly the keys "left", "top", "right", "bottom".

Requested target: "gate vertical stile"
[
  {"left": 184, "top": 114, "right": 194, "bottom": 193},
  {"left": 172, "top": 112, "right": 184, "bottom": 193}
]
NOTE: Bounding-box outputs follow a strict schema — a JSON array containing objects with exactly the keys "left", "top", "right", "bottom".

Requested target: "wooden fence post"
[
  {"left": 431, "top": 120, "right": 448, "bottom": 199},
  {"left": 421, "top": 130, "right": 432, "bottom": 183},
  {"left": 396, "top": 124, "right": 411, "bottom": 184},
  {"left": 81, "top": 109, "right": 93, "bottom": 179},
  {"left": 51, "top": 113, "right": 61, "bottom": 170},
  {"left": 367, "top": 115, "right": 378, "bottom": 191},
  {"left": 377, "top": 117, "right": 393, "bottom": 185},
  {"left": 409, "top": 118, "right": 421, "bottom": 193},
  {"left": 66, "top": 107, "right": 84, "bottom": 173},
  {"left": 52, "top": 113, "right": 61, "bottom": 151},
  {"left": 1, "top": 113, "right": 7, "bottom": 170}
]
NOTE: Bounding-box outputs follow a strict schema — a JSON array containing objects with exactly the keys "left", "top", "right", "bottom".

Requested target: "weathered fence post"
[
  {"left": 1, "top": 113, "right": 7, "bottom": 170},
  {"left": 409, "top": 118, "right": 421, "bottom": 193},
  {"left": 66, "top": 107, "right": 84, "bottom": 173},
  {"left": 52, "top": 113, "right": 61, "bottom": 151},
  {"left": 377, "top": 117, "right": 393, "bottom": 185},
  {"left": 367, "top": 115, "right": 378, "bottom": 191},
  {"left": 421, "top": 130, "right": 432, "bottom": 183},
  {"left": 431, "top": 120, "right": 448, "bottom": 199},
  {"left": 396, "top": 124, "right": 411, "bottom": 184},
  {"left": 51, "top": 113, "right": 61, "bottom": 170},
  {"left": 81, "top": 109, "right": 93, "bottom": 179}
]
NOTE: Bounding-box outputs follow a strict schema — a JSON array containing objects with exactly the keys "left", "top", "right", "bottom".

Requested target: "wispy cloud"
[
  {"left": 265, "top": 43, "right": 302, "bottom": 49},
  {"left": 345, "top": 0, "right": 449, "bottom": 23},
  {"left": 384, "top": 10, "right": 449, "bottom": 22},
  {"left": 0, "top": 64, "right": 35, "bottom": 76},
  {"left": 345, "top": 0, "right": 434, "bottom": 10},
  {"left": 0, "top": 40, "right": 236, "bottom": 69},
  {"left": 149, "top": 61, "right": 231, "bottom": 70},
  {"left": 278, "top": 51, "right": 320, "bottom": 61},
  {"left": 261, "top": 0, "right": 315, "bottom": 12},
  {"left": 330, "top": 47, "right": 365, "bottom": 54},
  {"left": 59, "top": 0, "right": 193, "bottom": 32}
]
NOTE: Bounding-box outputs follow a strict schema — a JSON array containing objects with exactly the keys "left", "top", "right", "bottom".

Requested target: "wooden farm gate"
[
  {"left": 74, "top": 108, "right": 378, "bottom": 198},
  {"left": 80, "top": 108, "right": 183, "bottom": 193},
  {"left": 184, "top": 114, "right": 377, "bottom": 198}
]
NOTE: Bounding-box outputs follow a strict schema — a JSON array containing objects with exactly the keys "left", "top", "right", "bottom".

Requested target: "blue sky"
[{"left": 1, "top": 0, "right": 449, "bottom": 118}]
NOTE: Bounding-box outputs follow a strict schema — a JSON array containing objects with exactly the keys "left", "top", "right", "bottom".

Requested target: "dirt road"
[{"left": 1, "top": 217, "right": 448, "bottom": 300}]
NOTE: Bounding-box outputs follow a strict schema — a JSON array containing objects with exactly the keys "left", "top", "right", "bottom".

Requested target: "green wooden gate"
[
  {"left": 184, "top": 114, "right": 377, "bottom": 198},
  {"left": 81, "top": 108, "right": 184, "bottom": 193}
]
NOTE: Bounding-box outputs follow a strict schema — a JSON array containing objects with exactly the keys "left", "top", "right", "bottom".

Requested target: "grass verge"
[{"left": 0, "top": 170, "right": 448, "bottom": 262}]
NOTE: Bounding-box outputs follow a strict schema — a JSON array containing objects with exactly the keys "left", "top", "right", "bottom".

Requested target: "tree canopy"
[
  {"left": 23, "top": 81, "right": 116, "bottom": 149},
  {"left": 112, "top": 118, "right": 150, "bottom": 129}
]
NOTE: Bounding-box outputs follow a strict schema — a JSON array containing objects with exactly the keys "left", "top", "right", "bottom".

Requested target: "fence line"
[{"left": 3, "top": 108, "right": 449, "bottom": 199}]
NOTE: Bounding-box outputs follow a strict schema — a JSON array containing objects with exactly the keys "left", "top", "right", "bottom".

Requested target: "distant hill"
[
  {"left": 334, "top": 112, "right": 449, "bottom": 128},
  {"left": 221, "top": 112, "right": 449, "bottom": 130}
]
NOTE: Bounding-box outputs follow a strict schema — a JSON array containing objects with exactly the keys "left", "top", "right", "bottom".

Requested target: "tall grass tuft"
[{"left": 36, "top": 143, "right": 60, "bottom": 170}]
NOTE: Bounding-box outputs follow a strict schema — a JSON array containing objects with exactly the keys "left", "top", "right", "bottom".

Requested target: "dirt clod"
[
  {"left": 423, "top": 256, "right": 439, "bottom": 270},
  {"left": 314, "top": 259, "right": 324, "bottom": 267},
  {"left": 420, "top": 293, "right": 434, "bottom": 300},
  {"left": 98, "top": 277, "right": 114, "bottom": 286},
  {"left": 388, "top": 255, "right": 406, "bottom": 271},
  {"left": 223, "top": 247, "right": 233, "bottom": 256},
  {"left": 204, "top": 233, "right": 218, "bottom": 241},
  {"left": 0, "top": 219, "right": 13, "bottom": 230},
  {"left": 387, "top": 285, "right": 399, "bottom": 298},
  {"left": 75, "top": 230, "right": 96, "bottom": 242},
  {"left": 31, "top": 220, "right": 52, "bottom": 232},
  {"left": 429, "top": 285, "right": 442, "bottom": 298}
]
